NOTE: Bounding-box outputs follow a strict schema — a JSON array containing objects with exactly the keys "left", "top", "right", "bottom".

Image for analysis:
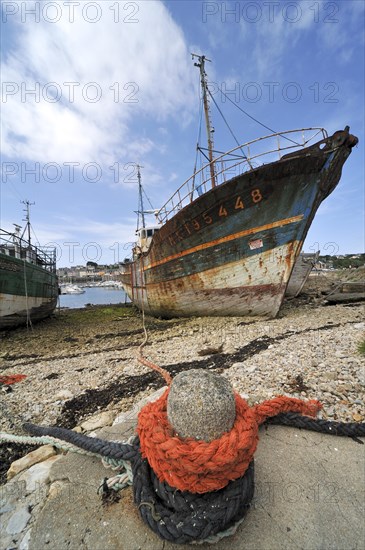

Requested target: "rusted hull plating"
[{"left": 121, "top": 129, "right": 357, "bottom": 318}]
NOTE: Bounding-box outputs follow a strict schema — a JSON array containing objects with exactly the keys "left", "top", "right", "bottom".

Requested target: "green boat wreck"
[{"left": 0, "top": 206, "right": 58, "bottom": 329}]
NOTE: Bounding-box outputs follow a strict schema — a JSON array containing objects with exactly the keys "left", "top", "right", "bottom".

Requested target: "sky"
[{"left": 1, "top": 0, "right": 364, "bottom": 267}]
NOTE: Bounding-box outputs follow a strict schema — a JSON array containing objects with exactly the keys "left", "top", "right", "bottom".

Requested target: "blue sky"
[{"left": 1, "top": 0, "right": 364, "bottom": 267}]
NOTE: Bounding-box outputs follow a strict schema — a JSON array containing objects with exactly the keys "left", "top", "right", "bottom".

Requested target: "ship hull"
[
  {"left": 286, "top": 252, "right": 319, "bottom": 298},
  {"left": 0, "top": 254, "right": 58, "bottom": 329},
  {"left": 121, "top": 129, "right": 357, "bottom": 318}
]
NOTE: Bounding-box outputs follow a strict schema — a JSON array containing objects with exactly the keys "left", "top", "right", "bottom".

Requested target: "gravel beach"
[{"left": 0, "top": 273, "right": 364, "bottom": 482}]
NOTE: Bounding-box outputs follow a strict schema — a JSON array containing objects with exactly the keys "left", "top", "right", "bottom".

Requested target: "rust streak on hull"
[
  {"left": 123, "top": 242, "right": 300, "bottom": 318},
  {"left": 147, "top": 214, "right": 304, "bottom": 270}
]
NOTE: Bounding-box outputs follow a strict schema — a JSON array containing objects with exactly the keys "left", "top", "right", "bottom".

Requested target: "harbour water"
[{"left": 59, "top": 287, "right": 130, "bottom": 309}]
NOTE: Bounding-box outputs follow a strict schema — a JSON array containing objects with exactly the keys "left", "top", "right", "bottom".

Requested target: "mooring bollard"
[{"left": 167, "top": 369, "right": 236, "bottom": 441}]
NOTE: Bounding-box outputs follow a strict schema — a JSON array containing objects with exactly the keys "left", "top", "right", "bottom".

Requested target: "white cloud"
[
  {"left": 1, "top": 1, "right": 196, "bottom": 177},
  {"left": 50, "top": 217, "right": 140, "bottom": 266},
  {"left": 1, "top": 214, "right": 139, "bottom": 266},
  {"left": 234, "top": 0, "right": 364, "bottom": 81},
  {"left": 168, "top": 172, "right": 178, "bottom": 182}
]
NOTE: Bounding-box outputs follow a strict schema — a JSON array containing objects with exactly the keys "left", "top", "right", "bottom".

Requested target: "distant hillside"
[{"left": 318, "top": 253, "right": 365, "bottom": 269}]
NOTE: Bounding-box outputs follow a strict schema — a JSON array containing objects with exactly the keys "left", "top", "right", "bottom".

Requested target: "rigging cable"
[
  {"left": 30, "top": 225, "right": 40, "bottom": 248},
  {"left": 207, "top": 88, "right": 254, "bottom": 169},
  {"left": 191, "top": 95, "right": 204, "bottom": 199},
  {"left": 23, "top": 258, "right": 33, "bottom": 331},
  {"left": 142, "top": 187, "right": 154, "bottom": 211},
  {"left": 215, "top": 84, "right": 300, "bottom": 146}
]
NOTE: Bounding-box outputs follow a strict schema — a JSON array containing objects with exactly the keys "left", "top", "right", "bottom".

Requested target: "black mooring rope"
[
  {"left": 23, "top": 423, "right": 255, "bottom": 544},
  {"left": 131, "top": 438, "right": 255, "bottom": 544},
  {"left": 22, "top": 413, "right": 365, "bottom": 544},
  {"left": 267, "top": 413, "right": 365, "bottom": 439},
  {"left": 24, "top": 412, "right": 365, "bottom": 455},
  {"left": 23, "top": 422, "right": 138, "bottom": 461}
]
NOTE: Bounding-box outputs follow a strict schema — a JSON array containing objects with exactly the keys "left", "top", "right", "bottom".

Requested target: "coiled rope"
[
  {"left": 137, "top": 390, "right": 322, "bottom": 493},
  {"left": 1, "top": 394, "right": 364, "bottom": 544},
  {"left": 1, "top": 337, "right": 364, "bottom": 543},
  {"left": 16, "top": 423, "right": 254, "bottom": 544}
]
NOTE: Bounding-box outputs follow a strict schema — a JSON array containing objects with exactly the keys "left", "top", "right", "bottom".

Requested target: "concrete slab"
[{"left": 25, "top": 422, "right": 364, "bottom": 550}]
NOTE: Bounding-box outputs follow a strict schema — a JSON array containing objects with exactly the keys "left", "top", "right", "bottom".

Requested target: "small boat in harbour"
[
  {"left": 120, "top": 55, "right": 358, "bottom": 318},
  {"left": 59, "top": 284, "right": 85, "bottom": 295},
  {"left": 0, "top": 203, "right": 59, "bottom": 329},
  {"left": 96, "top": 280, "right": 124, "bottom": 288}
]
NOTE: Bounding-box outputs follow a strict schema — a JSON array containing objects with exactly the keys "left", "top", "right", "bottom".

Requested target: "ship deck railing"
[
  {"left": 157, "top": 127, "right": 328, "bottom": 223},
  {"left": 0, "top": 229, "right": 57, "bottom": 273}
]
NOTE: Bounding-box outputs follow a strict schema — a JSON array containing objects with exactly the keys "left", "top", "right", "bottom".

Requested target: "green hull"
[{"left": 0, "top": 253, "right": 59, "bottom": 328}]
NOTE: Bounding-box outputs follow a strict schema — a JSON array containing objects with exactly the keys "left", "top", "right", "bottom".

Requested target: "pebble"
[
  {"left": 323, "top": 372, "right": 338, "bottom": 381},
  {"left": 7, "top": 445, "right": 56, "bottom": 481},
  {"left": 54, "top": 389, "right": 74, "bottom": 401},
  {"left": 6, "top": 507, "right": 31, "bottom": 535},
  {"left": 80, "top": 411, "right": 114, "bottom": 432},
  {"left": 245, "top": 365, "right": 257, "bottom": 373},
  {"left": 18, "top": 456, "right": 62, "bottom": 493},
  {"left": 19, "top": 529, "right": 32, "bottom": 550}
]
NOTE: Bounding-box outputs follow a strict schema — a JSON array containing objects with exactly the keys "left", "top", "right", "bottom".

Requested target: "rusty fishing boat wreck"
[
  {"left": 0, "top": 202, "right": 58, "bottom": 329},
  {"left": 120, "top": 55, "right": 358, "bottom": 318}
]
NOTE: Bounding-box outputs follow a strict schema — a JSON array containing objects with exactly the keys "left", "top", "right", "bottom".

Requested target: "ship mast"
[
  {"left": 192, "top": 53, "right": 217, "bottom": 189},
  {"left": 21, "top": 200, "right": 34, "bottom": 246},
  {"left": 137, "top": 164, "right": 145, "bottom": 230}
]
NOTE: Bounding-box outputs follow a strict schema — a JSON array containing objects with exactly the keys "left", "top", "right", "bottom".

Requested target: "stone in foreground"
[
  {"left": 7, "top": 444, "right": 56, "bottom": 480},
  {"left": 167, "top": 369, "right": 236, "bottom": 441}
]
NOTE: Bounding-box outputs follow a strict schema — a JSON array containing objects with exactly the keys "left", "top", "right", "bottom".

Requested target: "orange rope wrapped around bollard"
[{"left": 137, "top": 388, "right": 322, "bottom": 494}]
